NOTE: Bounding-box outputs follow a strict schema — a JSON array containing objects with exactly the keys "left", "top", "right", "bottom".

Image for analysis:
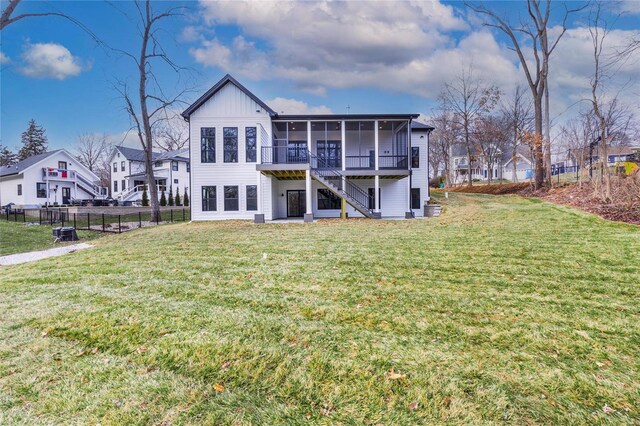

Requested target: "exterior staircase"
[{"left": 308, "top": 151, "right": 377, "bottom": 219}]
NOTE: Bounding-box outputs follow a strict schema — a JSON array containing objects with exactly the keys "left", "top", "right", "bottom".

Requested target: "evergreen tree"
[
  {"left": 183, "top": 188, "right": 189, "bottom": 207},
  {"left": 174, "top": 187, "right": 181, "bottom": 206},
  {"left": 18, "top": 119, "right": 48, "bottom": 160},
  {"left": 160, "top": 188, "right": 167, "bottom": 206},
  {"left": 168, "top": 185, "right": 174, "bottom": 206},
  {"left": 0, "top": 145, "right": 18, "bottom": 166},
  {"left": 141, "top": 186, "right": 149, "bottom": 206}
]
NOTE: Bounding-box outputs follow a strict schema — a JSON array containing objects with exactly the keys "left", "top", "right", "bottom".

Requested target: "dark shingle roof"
[
  {"left": 116, "top": 146, "right": 189, "bottom": 163},
  {"left": 182, "top": 74, "right": 276, "bottom": 120},
  {"left": 411, "top": 121, "right": 435, "bottom": 131},
  {"left": 0, "top": 150, "right": 61, "bottom": 177}
]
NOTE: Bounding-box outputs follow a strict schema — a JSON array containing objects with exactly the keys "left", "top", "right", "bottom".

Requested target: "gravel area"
[{"left": 0, "top": 243, "right": 94, "bottom": 266}]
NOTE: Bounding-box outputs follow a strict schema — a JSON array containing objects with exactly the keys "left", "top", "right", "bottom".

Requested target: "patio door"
[
  {"left": 62, "top": 187, "right": 71, "bottom": 204},
  {"left": 287, "top": 190, "right": 306, "bottom": 217}
]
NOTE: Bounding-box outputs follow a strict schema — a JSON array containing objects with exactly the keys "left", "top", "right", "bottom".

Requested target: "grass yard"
[
  {"left": 0, "top": 220, "right": 103, "bottom": 256},
  {"left": 1, "top": 194, "right": 638, "bottom": 425}
]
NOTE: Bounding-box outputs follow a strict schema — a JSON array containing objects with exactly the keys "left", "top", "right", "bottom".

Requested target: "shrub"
[
  {"left": 168, "top": 186, "right": 174, "bottom": 206},
  {"left": 160, "top": 189, "right": 167, "bottom": 206},
  {"left": 142, "top": 187, "right": 149, "bottom": 206},
  {"left": 175, "top": 188, "right": 181, "bottom": 206},
  {"left": 183, "top": 188, "right": 189, "bottom": 207}
]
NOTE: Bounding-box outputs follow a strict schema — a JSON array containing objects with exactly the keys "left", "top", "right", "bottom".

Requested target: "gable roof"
[
  {"left": 115, "top": 146, "right": 189, "bottom": 163},
  {"left": 181, "top": 74, "right": 276, "bottom": 120},
  {"left": 0, "top": 150, "right": 62, "bottom": 177}
]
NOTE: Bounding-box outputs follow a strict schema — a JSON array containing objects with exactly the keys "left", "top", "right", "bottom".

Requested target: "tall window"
[
  {"left": 411, "top": 147, "right": 420, "bottom": 168},
  {"left": 17, "top": 184, "right": 22, "bottom": 196},
  {"left": 223, "top": 127, "right": 238, "bottom": 163},
  {"left": 368, "top": 188, "right": 380, "bottom": 210},
  {"left": 36, "top": 183, "right": 47, "bottom": 198},
  {"left": 113, "top": 162, "right": 117, "bottom": 172},
  {"left": 187, "top": 162, "right": 190, "bottom": 172},
  {"left": 317, "top": 189, "right": 341, "bottom": 209},
  {"left": 172, "top": 161, "right": 178, "bottom": 171},
  {"left": 58, "top": 161, "right": 67, "bottom": 170},
  {"left": 246, "top": 185, "right": 257, "bottom": 211},
  {"left": 202, "top": 186, "right": 217, "bottom": 211},
  {"left": 411, "top": 188, "right": 420, "bottom": 209},
  {"left": 114, "top": 181, "right": 118, "bottom": 192},
  {"left": 224, "top": 186, "right": 239, "bottom": 211},
  {"left": 246, "top": 127, "right": 257, "bottom": 162},
  {"left": 122, "top": 180, "right": 126, "bottom": 191},
  {"left": 121, "top": 161, "right": 125, "bottom": 171},
  {"left": 201, "top": 127, "right": 216, "bottom": 163},
  {"left": 317, "top": 141, "right": 341, "bottom": 168}
]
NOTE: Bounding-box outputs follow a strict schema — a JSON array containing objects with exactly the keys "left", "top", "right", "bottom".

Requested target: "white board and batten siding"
[
  {"left": 189, "top": 82, "right": 272, "bottom": 221},
  {"left": 411, "top": 130, "right": 430, "bottom": 216}
]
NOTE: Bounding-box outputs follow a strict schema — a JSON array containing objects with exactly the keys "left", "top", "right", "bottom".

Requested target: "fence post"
[
  {"left": 182, "top": 208, "right": 185, "bottom": 221},
  {"left": 118, "top": 215, "right": 121, "bottom": 233},
  {"left": 74, "top": 213, "right": 77, "bottom": 229},
  {"left": 139, "top": 211, "right": 142, "bottom": 228},
  {"left": 22, "top": 211, "right": 26, "bottom": 222},
  {"left": 50, "top": 211, "right": 53, "bottom": 226},
  {"left": 170, "top": 209, "right": 173, "bottom": 223},
  {"left": 61, "top": 212, "right": 65, "bottom": 227},
  {"left": 6, "top": 210, "right": 9, "bottom": 221},
  {"left": 14, "top": 210, "right": 17, "bottom": 222},
  {"left": 87, "top": 212, "right": 90, "bottom": 231},
  {"left": 156, "top": 210, "right": 159, "bottom": 225},
  {"left": 102, "top": 213, "right": 105, "bottom": 232}
]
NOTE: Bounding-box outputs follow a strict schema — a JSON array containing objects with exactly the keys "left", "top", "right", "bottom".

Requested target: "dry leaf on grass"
[
  {"left": 602, "top": 404, "right": 615, "bottom": 414},
  {"left": 408, "top": 401, "right": 419, "bottom": 411},
  {"left": 213, "top": 383, "right": 225, "bottom": 393},
  {"left": 385, "top": 369, "right": 406, "bottom": 380}
]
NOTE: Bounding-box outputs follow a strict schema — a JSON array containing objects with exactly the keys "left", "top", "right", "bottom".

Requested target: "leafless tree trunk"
[
  {"left": 430, "top": 111, "right": 460, "bottom": 187},
  {"left": 501, "top": 86, "right": 534, "bottom": 183},
  {"left": 588, "top": 1, "right": 613, "bottom": 202},
  {"left": 115, "top": 1, "right": 189, "bottom": 221},
  {"left": 468, "top": 0, "right": 585, "bottom": 189},
  {"left": 439, "top": 66, "right": 500, "bottom": 187}
]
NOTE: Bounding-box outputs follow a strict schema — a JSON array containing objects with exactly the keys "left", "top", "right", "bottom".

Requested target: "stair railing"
[{"left": 308, "top": 150, "right": 373, "bottom": 213}]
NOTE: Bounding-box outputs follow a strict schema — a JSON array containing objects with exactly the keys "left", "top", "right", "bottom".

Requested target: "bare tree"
[
  {"left": 468, "top": 0, "right": 585, "bottom": 189},
  {"left": 475, "top": 114, "right": 509, "bottom": 184},
  {"left": 501, "top": 86, "right": 534, "bottom": 182},
  {"left": 559, "top": 113, "right": 597, "bottom": 186},
  {"left": 430, "top": 111, "right": 460, "bottom": 187},
  {"left": 152, "top": 111, "right": 189, "bottom": 152},
  {"left": 439, "top": 66, "right": 500, "bottom": 186},
  {"left": 114, "top": 0, "right": 189, "bottom": 221},
  {"left": 74, "top": 133, "right": 107, "bottom": 172}
]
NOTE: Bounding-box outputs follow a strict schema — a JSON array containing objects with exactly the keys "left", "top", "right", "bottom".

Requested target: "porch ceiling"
[{"left": 261, "top": 170, "right": 306, "bottom": 180}]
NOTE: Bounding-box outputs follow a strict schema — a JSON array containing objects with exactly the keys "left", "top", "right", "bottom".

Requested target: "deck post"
[
  {"left": 341, "top": 120, "right": 346, "bottom": 172},
  {"left": 304, "top": 169, "right": 313, "bottom": 223}
]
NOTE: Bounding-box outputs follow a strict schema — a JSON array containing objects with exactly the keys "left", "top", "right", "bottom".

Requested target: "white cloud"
[
  {"left": 188, "top": 0, "right": 491, "bottom": 96},
  {"left": 266, "top": 97, "right": 333, "bottom": 114},
  {"left": 18, "top": 42, "right": 88, "bottom": 80},
  {"left": 0, "top": 52, "right": 10, "bottom": 64},
  {"left": 619, "top": 0, "right": 640, "bottom": 15}
]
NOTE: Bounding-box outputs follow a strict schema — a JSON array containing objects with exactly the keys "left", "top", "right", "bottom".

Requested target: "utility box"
[{"left": 53, "top": 227, "right": 79, "bottom": 242}]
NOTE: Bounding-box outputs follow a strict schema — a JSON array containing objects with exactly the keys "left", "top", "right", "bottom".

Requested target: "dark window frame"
[
  {"left": 113, "top": 162, "right": 117, "bottom": 172},
  {"left": 202, "top": 186, "right": 217, "bottom": 211},
  {"left": 174, "top": 179, "right": 179, "bottom": 184},
  {"left": 114, "top": 180, "right": 118, "bottom": 193},
  {"left": 246, "top": 185, "right": 258, "bottom": 211},
  {"left": 17, "top": 184, "right": 22, "bottom": 196},
  {"left": 223, "top": 127, "right": 239, "bottom": 163},
  {"left": 224, "top": 185, "right": 239, "bottom": 211},
  {"left": 411, "top": 147, "right": 419, "bottom": 168},
  {"left": 201, "top": 127, "right": 216, "bottom": 163},
  {"left": 121, "top": 161, "right": 125, "bottom": 172},
  {"left": 317, "top": 188, "right": 341, "bottom": 210},
  {"left": 172, "top": 161, "right": 178, "bottom": 171},
  {"left": 58, "top": 161, "right": 67, "bottom": 170},
  {"left": 37, "top": 182, "right": 47, "bottom": 198},
  {"left": 245, "top": 127, "right": 257, "bottom": 163},
  {"left": 411, "top": 188, "right": 420, "bottom": 209},
  {"left": 122, "top": 179, "right": 126, "bottom": 191}
]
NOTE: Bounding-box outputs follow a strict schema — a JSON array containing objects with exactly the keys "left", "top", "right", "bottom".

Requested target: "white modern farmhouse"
[
  {"left": 182, "top": 75, "right": 434, "bottom": 222},
  {"left": 0, "top": 149, "right": 105, "bottom": 208},
  {"left": 109, "top": 146, "right": 190, "bottom": 205}
]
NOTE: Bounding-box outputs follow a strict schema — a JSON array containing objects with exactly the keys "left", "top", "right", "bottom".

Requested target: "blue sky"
[{"left": 1, "top": 0, "right": 638, "bottom": 151}]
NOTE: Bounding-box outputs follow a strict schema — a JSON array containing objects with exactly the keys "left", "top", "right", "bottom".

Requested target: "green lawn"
[
  {"left": 1, "top": 194, "right": 638, "bottom": 425},
  {"left": 0, "top": 220, "right": 103, "bottom": 256}
]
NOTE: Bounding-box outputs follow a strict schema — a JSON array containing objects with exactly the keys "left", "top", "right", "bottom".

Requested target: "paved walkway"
[{"left": 0, "top": 243, "right": 94, "bottom": 266}]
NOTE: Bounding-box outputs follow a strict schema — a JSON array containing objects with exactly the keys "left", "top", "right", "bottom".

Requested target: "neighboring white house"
[
  {"left": 109, "top": 146, "right": 190, "bottom": 204},
  {"left": 181, "top": 74, "right": 434, "bottom": 222},
  {"left": 450, "top": 144, "right": 534, "bottom": 184},
  {"left": 0, "top": 149, "right": 106, "bottom": 208}
]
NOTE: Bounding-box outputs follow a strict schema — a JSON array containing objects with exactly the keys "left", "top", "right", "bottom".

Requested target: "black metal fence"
[{"left": 2, "top": 208, "right": 190, "bottom": 233}]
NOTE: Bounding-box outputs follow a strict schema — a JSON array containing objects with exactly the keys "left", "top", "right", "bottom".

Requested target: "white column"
[
  {"left": 341, "top": 120, "right": 346, "bottom": 172},
  {"left": 305, "top": 169, "right": 313, "bottom": 222},
  {"left": 256, "top": 170, "right": 262, "bottom": 214},
  {"left": 374, "top": 120, "right": 380, "bottom": 215},
  {"left": 407, "top": 121, "right": 412, "bottom": 214},
  {"left": 307, "top": 120, "right": 312, "bottom": 154},
  {"left": 375, "top": 175, "right": 380, "bottom": 213},
  {"left": 374, "top": 120, "right": 379, "bottom": 171}
]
